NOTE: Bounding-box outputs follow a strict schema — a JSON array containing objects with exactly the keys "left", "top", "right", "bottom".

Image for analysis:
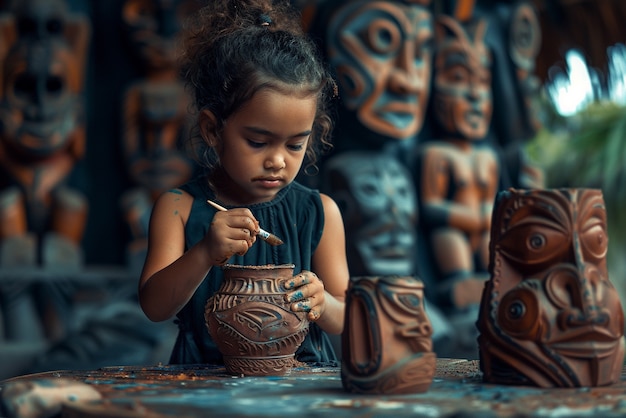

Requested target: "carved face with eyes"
[
  {"left": 477, "top": 188, "right": 625, "bottom": 387},
  {"left": 321, "top": 152, "right": 417, "bottom": 276},
  {"left": 0, "top": 40, "right": 80, "bottom": 157},
  {"left": 432, "top": 15, "right": 492, "bottom": 140},
  {"left": 122, "top": 0, "right": 200, "bottom": 72},
  {"left": 326, "top": 0, "right": 433, "bottom": 140}
]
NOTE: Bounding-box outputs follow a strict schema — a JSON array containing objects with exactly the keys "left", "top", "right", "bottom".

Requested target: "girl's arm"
[
  {"left": 285, "top": 193, "right": 349, "bottom": 335},
  {"left": 138, "top": 189, "right": 259, "bottom": 322}
]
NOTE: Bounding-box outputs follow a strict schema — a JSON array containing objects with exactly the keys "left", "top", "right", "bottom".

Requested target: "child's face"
[{"left": 217, "top": 88, "right": 317, "bottom": 204}]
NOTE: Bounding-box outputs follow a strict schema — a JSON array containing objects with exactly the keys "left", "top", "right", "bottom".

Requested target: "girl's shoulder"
[{"left": 178, "top": 177, "right": 213, "bottom": 198}]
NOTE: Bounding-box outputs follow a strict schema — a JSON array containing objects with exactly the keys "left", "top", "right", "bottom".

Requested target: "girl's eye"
[
  {"left": 247, "top": 139, "right": 265, "bottom": 148},
  {"left": 288, "top": 143, "right": 304, "bottom": 151}
]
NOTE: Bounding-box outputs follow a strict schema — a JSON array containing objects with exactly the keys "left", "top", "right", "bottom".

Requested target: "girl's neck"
[{"left": 208, "top": 167, "right": 275, "bottom": 206}]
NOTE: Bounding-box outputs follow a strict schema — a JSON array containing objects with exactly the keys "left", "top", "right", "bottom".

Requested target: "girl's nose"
[{"left": 264, "top": 153, "right": 285, "bottom": 170}]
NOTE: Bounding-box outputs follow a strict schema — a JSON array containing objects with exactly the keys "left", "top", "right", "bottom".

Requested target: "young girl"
[{"left": 137, "top": 0, "right": 349, "bottom": 364}]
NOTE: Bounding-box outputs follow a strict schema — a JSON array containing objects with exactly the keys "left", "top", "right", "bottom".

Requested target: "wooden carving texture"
[
  {"left": 0, "top": 0, "right": 90, "bottom": 267},
  {"left": 320, "top": 152, "right": 417, "bottom": 277},
  {"left": 477, "top": 188, "right": 626, "bottom": 387},
  {"left": 205, "top": 264, "right": 309, "bottom": 376},
  {"left": 119, "top": 0, "right": 196, "bottom": 269},
  {"left": 416, "top": 14, "right": 497, "bottom": 310},
  {"left": 341, "top": 275, "right": 436, "bottom": 394}
]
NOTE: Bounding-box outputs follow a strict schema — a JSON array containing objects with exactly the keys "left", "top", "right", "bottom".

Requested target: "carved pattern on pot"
[{"left": 205, "top": 264, "right": 309, "bottom": 376}]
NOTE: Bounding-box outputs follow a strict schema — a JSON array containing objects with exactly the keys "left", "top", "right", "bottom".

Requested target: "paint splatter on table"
[{"left": 3, "top": 359, "right": 626, "bottom": 417}]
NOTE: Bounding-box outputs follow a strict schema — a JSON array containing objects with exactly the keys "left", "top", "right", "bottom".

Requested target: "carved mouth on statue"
[
  {"left": 21, "top": 119, "right": 75, "bottom": 140},
  {"left": 464, "top": 109, "right": 485, "bottom": 128},
  {"left": 549, "top": 330, "right": 621, "bottom": 358},
  {"left": 357, "top": 230, "right": 414, "bottom": 274},
  {"left": 374, "top": 102, "right": 418, "bottom": 130}
]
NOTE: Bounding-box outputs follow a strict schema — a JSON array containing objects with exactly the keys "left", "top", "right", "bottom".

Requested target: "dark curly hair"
[{"left": 179, "top": 0, "right": 334, "bottom": 174}]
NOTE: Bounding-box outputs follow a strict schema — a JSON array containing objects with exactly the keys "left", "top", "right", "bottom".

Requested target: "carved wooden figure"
[
  {"left": 489, "top": 0, "right": 544, "bottom": 188},
  {"left": 321, "top": 152, "right": 417, "bottom": 277},
  {"left": 477, "top": 188, "right": 626, "bottom": 387},
  {"left": 0, "top": 38, "right": 86, "bottom": 267},
  {"left": 415, "top": 15, "right": 497, "bottom": 311},
  {"left": 119, "top": 0, "right": 196, "bottom": 268},
  {"left": 322, "top": 0, "right": 433, "bottom": 155},
  {"left": 0, "top": 0, "right": 90, "bottom": 267},
  {"left": 341, "top": 275, "right": 436, "bottom": 394}
]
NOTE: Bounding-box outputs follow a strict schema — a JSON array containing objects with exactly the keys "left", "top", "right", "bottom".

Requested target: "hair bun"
[{"left": 258, "top": 13, "right": 272, "bottom": 26}]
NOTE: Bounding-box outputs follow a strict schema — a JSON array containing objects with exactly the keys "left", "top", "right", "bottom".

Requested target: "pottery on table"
[
  {"left": 204, "top": 264, "right": 309, "bottom": 376},
  {"left": 341, "top": 275, "right": 436, "bottom": 394},
  {"left": 477, "top": 188, "right": 626, "bottom": 387}
]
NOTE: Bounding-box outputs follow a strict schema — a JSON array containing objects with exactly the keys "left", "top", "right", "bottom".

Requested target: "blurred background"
[{"left": 2, "top": 0, "right": 626, "bottom": 379}]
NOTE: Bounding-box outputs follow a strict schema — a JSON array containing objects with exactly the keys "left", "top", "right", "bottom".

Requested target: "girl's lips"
[{"left": 255, "top": 178, "right": 283, "bottom": 188}]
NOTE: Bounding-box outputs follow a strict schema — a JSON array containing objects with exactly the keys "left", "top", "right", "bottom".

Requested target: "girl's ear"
[{"left": 199, "top": 109, "right": 219, "bottom": 147}]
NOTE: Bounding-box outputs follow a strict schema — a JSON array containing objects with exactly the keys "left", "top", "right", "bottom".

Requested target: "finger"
[
  {"left": 231, "top": 237, "right": 251, "bottom": 256},
  {"left": 307, "top": 309, "right": 320, "bottom": 321},
  {"left": 294, "top": 298, "right": 312, "bottom": 312},
  {"left": 285, "top": 271, "right": 318, "bottom": 289},
  {"left": 286, "top": 289, "right": 305, "bottom": 303},
  {"left": 228, "top": 214, "right": 259, "bottom": 234}
]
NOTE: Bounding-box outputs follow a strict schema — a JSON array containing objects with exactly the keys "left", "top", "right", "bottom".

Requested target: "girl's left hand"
[{"left": 284, "top": 271, "right": 325, "bottom": 321}]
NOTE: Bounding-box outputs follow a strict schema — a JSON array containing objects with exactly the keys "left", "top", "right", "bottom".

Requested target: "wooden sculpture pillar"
[
  {"left": 0, "top": 0, "right": 90, "bottom": 268},
  {"left": 0, "top": 0, "right": 90, "bottom": 345},
  {"left": 119, "top": 0, "right": 196, "bottom": 270},
  {"left": 413, "top": 14, "right": 497, "bottom": 355}
]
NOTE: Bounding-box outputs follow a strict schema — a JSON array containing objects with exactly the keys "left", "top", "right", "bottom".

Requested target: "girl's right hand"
[{"left": 204, "top": 208, "right": 260, "bottom": 264}]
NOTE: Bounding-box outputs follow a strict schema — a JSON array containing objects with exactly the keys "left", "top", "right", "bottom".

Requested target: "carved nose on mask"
[
  {"left": 547, "top": 263, "right": 609, "bottom": 329},
  {"left": 388, "top": 69, "right": 422, "bottom": 94}
]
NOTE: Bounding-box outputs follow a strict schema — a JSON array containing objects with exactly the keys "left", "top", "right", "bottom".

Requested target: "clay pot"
[
  {"left": 341, "top": 275, "right": 436, "bottom": 394},
  {"left": 204, "top": 264, "right": 309, "bottom": 376}
]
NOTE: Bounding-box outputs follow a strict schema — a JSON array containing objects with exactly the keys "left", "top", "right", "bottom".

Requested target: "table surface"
[{"left": 4, "top": 358, "right": 626, "bottom": 417}]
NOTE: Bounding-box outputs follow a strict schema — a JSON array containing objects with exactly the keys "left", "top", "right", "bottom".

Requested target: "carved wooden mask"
[
  {"left": 433, "top": 15, "right": 491, "bottom": 140},
  {"left": 477, "top": 188, "right": 626, "bottom": 387},
  {"left": 122, "top": 0, "right": 199, "bottom": 72},
  {"left": 326, "top": 0, "right": 433, "bottom": 140},
  {"left": 0, "top": 39, "right": 81, "bottom": 158},
  {"left": 321, "top": 152, "right": 417, "bottom": 276},
  {"left": 342, "top": 275, "right": 435, "bottom": 394}
]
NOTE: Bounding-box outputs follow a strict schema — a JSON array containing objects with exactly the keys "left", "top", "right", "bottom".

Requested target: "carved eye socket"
[
  {"left": 527, "top": 233, "right": 545, "bottom": 250},
  {"left": 497, "top": 217, "right": 569, "bottom": 270},
  {"left": 581, "top": 222, "right": 608, "bottom": 261},
  {"left": 364, "top": 19, "right": 401, "bottom": 55},
  {"left": 498, "top": 287, "right": 540, "bottom": 339},
  {"left": 507, "top": 301, "right": 526, "bottom": 319},
  {"left": 334, "top": 64, "right": 365, "bottom": 102}
]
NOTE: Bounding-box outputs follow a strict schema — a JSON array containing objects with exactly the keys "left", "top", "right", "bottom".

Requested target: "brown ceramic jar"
[
  {"left": 341, "top": 275, "right": 436, "bottom": 394},
  {"left": 205, "top": 264, "right": 309, "bottom": 376}
]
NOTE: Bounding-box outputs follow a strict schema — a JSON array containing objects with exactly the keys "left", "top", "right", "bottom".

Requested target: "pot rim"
[{"left": 222, "top": 263, "right": 295, "bottom": 270}]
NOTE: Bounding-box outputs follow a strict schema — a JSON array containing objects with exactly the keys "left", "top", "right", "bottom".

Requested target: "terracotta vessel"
[
  {"left": 341, "top": 275, "right": 436, "bottom": 394},
  {"left": 477, "top": 188, "right": 626, "bottom": 387},
  {"left": 204, "top": 264, "right": 309, "bottom": 376}
]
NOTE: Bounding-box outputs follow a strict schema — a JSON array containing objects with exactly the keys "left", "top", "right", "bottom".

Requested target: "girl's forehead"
[
  {"left": 229, "top": 89, "right": 318, "bottom": 134},
  {"left": 238, "top": 88, "right": 317, "bottom": 115}
]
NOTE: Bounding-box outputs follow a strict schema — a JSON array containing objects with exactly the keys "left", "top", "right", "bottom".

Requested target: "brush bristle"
[{"left": 265, "top": 234, "right": 284, "bottom": 246}]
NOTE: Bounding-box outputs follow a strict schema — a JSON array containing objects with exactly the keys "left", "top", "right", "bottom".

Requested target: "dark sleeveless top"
[{"left": 169, "top": 176, "right": 337, "bottom": 364}]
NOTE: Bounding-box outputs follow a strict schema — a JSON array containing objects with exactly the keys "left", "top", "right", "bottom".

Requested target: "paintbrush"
[{"left": 207, "top": 199, "right": 284, "bottom": 246}]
